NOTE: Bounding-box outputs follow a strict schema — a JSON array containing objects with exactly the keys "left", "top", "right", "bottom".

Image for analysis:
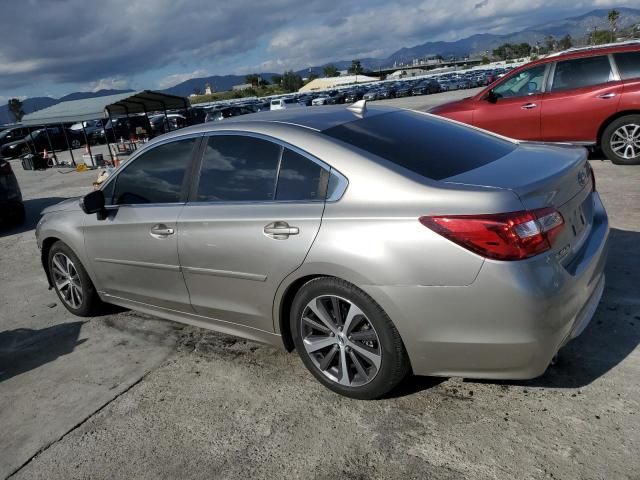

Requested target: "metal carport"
[{"left": 21, "top": 90, "right": 190, "bottom": 165}]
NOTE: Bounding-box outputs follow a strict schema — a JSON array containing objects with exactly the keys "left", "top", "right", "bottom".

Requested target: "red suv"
[{"left": 430, "top": 42, "right": 640, "bottom": 165}]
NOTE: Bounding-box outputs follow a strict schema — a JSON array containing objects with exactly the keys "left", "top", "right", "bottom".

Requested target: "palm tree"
[{"left": 608, "top": 9, "right": 620, "bottom": 43}]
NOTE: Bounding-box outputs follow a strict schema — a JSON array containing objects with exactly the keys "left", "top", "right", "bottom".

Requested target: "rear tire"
[
  {"left": 291, "top": 277, "right": 410, "bottom": 399},
  {"left": 48, "top": 241, "right": 104, "bottom": 317},
  {"left": 601, "top": 115, "right": 640, "bottom": 165}
]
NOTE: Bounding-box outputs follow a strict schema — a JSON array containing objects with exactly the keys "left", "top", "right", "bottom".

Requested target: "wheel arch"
[
  {"left": 597, "top": 110, "right": 640, "bottom": 145},
  {"left": 41, "top": 236, "right": 62, "bottom": 288}
]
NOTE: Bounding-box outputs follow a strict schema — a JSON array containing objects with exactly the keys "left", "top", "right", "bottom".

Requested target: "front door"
[
  {"left": 178, "top": 134, "right": 328, "bottom": 332},
  {"left": 84, "top": 136, "right": 199, "bottom": 312},
  {"left": 473, "top": 64, "right": 548, "bottom": 140}
]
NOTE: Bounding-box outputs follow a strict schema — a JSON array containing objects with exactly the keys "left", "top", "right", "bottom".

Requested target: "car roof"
[
  {"left": 525, "top": 41, "right": 640, "bottom": 69},
  {"left": 170, "top": 104, "right": 400, "bottom": 135}
]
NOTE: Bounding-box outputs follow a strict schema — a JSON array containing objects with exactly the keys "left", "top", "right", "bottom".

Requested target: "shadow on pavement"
[
  {"left": 473, "top": 227, "right": 640, "bottom": 390},
  {"left": 0, "top": 322, "right": 86, "bottom": 382},
  {"left": 0, "top": 197, "right": 67, "bottom": 238}
]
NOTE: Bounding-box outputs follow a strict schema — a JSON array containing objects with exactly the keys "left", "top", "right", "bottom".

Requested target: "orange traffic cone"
[
  {"left": 84, "top": 144, "right": 90, "bottom": 155},
  {"left": 42, "top": 148, "right": 48, "bottom": 159}
]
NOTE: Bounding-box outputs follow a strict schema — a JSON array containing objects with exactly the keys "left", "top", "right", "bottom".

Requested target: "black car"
[
  {"left": 395, "top": 84, "right": 413, "bottom": 97},
  {"left": 0, "top": 126, "right": 30, "bottom": 148},
  {"left": 412, "top": 79, "right": 442, "bottom": 95},
  {"left": 0, "top": 127, "right": 85, "bottom": 159},
  {"left": 93, "top": 115, "right": 153, "bottom": 144},
  {"left": 0, "top": 159, "right": 24, "bottom": 225}
]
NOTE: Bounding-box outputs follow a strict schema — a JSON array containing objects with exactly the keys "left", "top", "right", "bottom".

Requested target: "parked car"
[
  {"left": 0, "top": 126, "right": 30, "bottom": 149},
  {"left": 431, "top": 42, "right": 640, "bottom": 165},
  {"left": 271, "top": 98, "right": 305, "bottom": 110},
  {"left": 93, "top": 115, "right": 152, "bottom": 143},
  {"left": 36, "top": 103, "right": 608, "bottom": 399},
  {"left": 312, "top": 96, "right": 332, "bottom": 106},
  {"left": 0, "top": 127, "right": 85, "bottom": 158},
  {"left": 0, "top": 159, "right": 24, "bottom": 225},
  {"left": 70, "top": 119, "right": 105, "bottom": 139},
  {"left": 149, "top": 114, "right": 187, "bottom": 135}
]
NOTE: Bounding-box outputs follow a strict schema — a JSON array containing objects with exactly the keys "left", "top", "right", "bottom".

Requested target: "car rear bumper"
[{"left": 363, "top": 192, "right": 609, "bottom": 379}]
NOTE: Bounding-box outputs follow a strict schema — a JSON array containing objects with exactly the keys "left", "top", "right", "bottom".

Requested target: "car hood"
[
  {"left": 2, "top": 138, "right": 26, "bottom": 149},
  {"left": 41, "top": 197, "right": 82, "bottom": 215}
]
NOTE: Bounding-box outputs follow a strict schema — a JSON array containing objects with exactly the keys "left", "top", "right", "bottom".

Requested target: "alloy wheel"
[
  {"left": 51, "top": 252, "right": 83, "bottom": 309},
  {"left": 71, "top": 139, "right": 81, "bottom": 149},
  {"left": 300, "top": 295, "right": 382, "bottom": 387},
  {"left": 611, "top": 124, "right": 640, "bottom": 159}
]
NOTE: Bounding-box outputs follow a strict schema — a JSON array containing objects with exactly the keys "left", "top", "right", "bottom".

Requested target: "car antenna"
[{"left": 347, "top": 99, "right": 367, "bottom": 117}]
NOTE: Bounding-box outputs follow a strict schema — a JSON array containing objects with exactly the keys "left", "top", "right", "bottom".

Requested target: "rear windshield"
[{"left": 322, "top": 111, "right": 516, "bottom": 180}]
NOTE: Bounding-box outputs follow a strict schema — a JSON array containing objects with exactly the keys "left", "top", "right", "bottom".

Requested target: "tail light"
[{"left": 420, "top": 207, "right": 565, "bottom": 261}]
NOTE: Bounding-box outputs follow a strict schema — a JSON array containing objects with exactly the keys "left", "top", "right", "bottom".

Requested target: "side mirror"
[
  {"left": 484, "top": 90, "right": 498, "bottom": 103},
  {"left": 80, "top": 190, "right": 105, "bottom": 215}
]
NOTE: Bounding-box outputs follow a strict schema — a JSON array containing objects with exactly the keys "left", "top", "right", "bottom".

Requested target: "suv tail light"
[{"left": 419, "top": 208, "right": 565, "bottom": 261}]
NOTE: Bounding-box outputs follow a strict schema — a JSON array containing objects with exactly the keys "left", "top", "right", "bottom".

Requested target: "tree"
[
  {"left": 323, "top": 64, "right": 338, "bottom": 77},
  {"left": 245, "top": 73, "right": 260, "bottom": 87},
  {"left": 281, "top": 70, "right": 303, "bottom": 92},
  {"left": 608, "top": 9, "right": 620, "bottom": 42},
  {"left": 543, "top": 35, "right": 556, "bottom": 53},
  {"left": 591, "top": 29, "right": 612, "bottom": 45},
  {"left": 348, "top": 60, "right": 364, "bottom": 75},
  {"left": 8, "top": 98, "right": 24, "bottom": 123},
  {"left": 557, "top": 34, "right": 573, "bottom": 50},
  {"left": 271, "top": 74, "right": 282, "bottom": 85},
  {"left": 481, "top": 56, "right": 491, "bottom": 65}
]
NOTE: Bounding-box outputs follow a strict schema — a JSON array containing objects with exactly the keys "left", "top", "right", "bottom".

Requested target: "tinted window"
[
  {"left": 551, "top": 55, "right": 613, "bottom": 91},
  {"left": 112, "top": 138, "right": 195, "bottom": 204},
  {"left": 197, "top": 135, "right": 281, "bottom": 202},
  {"left": 275, "top": 148, "right": 327, "bottom": 201},
  {"left": 323, "top": 111, "right": 516, "bottom": 181},
  {"left": 614, "top": 52, "right": 640, "bottom": 80},
  {"left": 493, "top": 65, "right": 546, "bottom": 98}
]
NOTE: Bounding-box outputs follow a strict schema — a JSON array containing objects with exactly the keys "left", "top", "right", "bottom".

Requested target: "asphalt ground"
[{"left": 1, "top": 89, "right": 638, "bottom": 479}]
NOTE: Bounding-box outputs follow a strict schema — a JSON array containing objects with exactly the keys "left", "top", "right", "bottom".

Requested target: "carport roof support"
[{"left": 21, "top": 90, "right": 190, "bottom": 126}]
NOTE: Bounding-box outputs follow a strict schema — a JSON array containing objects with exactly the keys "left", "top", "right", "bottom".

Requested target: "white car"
[
  {"left": 311, "top": 96, "right": 330, "bottom": 106},
  {"left": 270, "top": 98, "right": 304, "bottom": 111}
]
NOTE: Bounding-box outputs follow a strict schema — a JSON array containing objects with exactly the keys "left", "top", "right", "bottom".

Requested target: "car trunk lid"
[{"left": 443, "top": 143, "right": 594, "bottom": 266}]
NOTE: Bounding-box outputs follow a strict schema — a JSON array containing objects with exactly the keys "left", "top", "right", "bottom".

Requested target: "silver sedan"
[{"left": 36, "top": 102, "right": 609, "bottom": 399}]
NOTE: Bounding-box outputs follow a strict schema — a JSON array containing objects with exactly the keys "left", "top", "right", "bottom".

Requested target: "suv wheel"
[
  {"left": 602, "top": 115, "right": 640, "bottom": 165},
  {"left": 48, "top": 241, "right": 103, "bottom": 316},
  {"left": 291, "top": 277, "right": 410, "bottom": 399}
]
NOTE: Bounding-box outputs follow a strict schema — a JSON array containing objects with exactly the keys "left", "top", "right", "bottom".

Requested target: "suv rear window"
[
  {"left": 614, "top": 51, "right": 640, "bottom": 80},
  {"left": 322, "top": 111, "right": 516, "bottom": 180}
]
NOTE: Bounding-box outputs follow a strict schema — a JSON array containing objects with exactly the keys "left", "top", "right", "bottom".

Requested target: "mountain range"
[{"left": 2, "top": 6, "right": 639, "bottom": 120}]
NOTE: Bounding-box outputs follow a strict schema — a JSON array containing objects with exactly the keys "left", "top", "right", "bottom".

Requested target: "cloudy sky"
[{"left": 0, "top": 0, "right": 636, "bottom": 100}]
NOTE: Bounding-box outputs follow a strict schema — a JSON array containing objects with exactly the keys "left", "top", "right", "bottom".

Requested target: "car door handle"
[
  {"left": 597, "top": 92, "right": 617, "bottom": 99},
  {"left": 264, "top": 222, "right": 299, "bottom": 239},
  {"left": 150, "top": 224, "right": 175, "bottom": 238},
  {"left": 521, "top": 103, "right": 537, "bottom": 110}
]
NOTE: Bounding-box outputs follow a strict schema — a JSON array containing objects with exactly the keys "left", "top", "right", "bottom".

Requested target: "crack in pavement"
[{"left": 6, "top": 367, "right": 157, "bottom": 479}]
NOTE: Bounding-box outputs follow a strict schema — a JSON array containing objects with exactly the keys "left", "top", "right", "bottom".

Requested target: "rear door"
[
  {"left": 541, "top": 54, "right": 622, "bottom": 142},
  {"left": 84, "top": 136, "right": 199, "bottom": 311},
  {"left": 177, "top": 133, "right": 328, "bottom": 332},
  {"left": 473, "top": 63, "right": 548, "bottom": 140}
]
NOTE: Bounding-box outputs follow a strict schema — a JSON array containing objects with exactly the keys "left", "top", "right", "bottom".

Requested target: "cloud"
[
  {"left": 0, "top": 0, "right": 637, "bottom": 95},
  {"left": 157, "top": 70, "right": 209, "bottom": 89},
  {"left": 86, "top": 76, "right": 131, "bottom": 92}
]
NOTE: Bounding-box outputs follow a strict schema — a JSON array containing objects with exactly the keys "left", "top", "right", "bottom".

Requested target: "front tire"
[
  {"left": 601, "top": 115, "right": 640, "bottom": 165},
  {"left": 291, "top": 277, "right": 410, "bottom": 399},
  {"left": 48, "top": 241, "right": 103, "bottom": 316}
]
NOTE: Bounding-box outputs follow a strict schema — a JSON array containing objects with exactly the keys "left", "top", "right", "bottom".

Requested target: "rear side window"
[
  {"left": 322, "top": 111, "right": 516, "bottom": 180},
  {"left": 275, "top": 148, "right": 327, "bottom": 201},
  {"left": 197, "top": 135, "right": 281, "bottom": 202},
  {"left": 614, "top": 51, "right": 640, "bottom": 80},
  {"left": 551, "top": 55, "right": 613, "bottom": 91},
  {"left": 112, "top": 138, "right": 196, "bottom": 205}
]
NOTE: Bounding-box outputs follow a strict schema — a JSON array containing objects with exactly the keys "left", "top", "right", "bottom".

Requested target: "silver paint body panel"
[{"left": 36, "top": 105, "right": 610, "bottom": 379}]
